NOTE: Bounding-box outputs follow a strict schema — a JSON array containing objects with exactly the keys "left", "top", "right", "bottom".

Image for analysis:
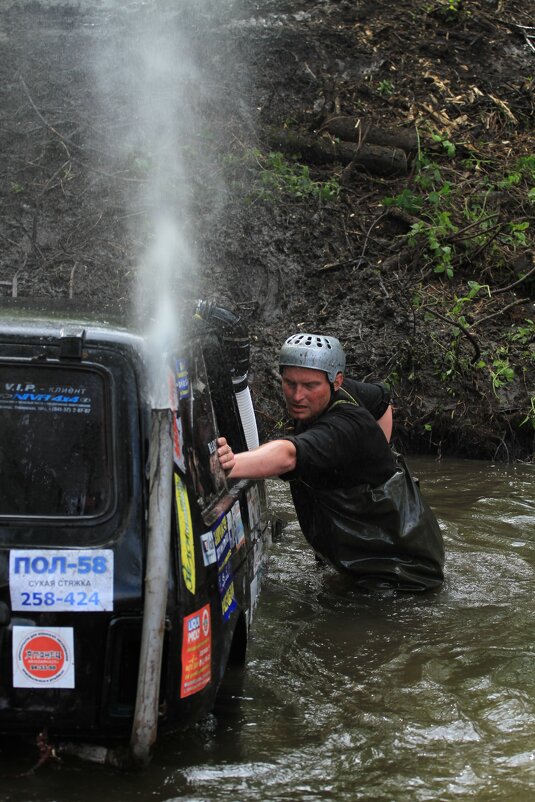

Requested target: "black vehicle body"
[{"left": 0, "top": 299, "right": 271, "bottom": 757}]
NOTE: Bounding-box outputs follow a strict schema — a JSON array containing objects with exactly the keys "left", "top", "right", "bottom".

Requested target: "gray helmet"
[{"left": 279, "top": 333, "right": 346, "bottom": 383}]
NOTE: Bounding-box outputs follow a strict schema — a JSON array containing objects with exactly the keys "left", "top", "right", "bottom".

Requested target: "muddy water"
[{"left": 1, "top": 457, "right": 534, "bottom": 801}]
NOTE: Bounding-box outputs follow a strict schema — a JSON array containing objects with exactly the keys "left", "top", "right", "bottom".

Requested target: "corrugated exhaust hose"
[{"left": 194, "top": 300, "right": 259, "bottom": 450}]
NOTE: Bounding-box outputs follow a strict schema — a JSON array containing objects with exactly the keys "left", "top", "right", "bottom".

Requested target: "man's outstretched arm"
[{"left": 217, "top": 437, "right": 296, "bottom": 480}]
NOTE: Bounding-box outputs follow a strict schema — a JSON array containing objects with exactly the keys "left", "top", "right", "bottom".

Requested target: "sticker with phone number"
[{"left": 9, "top": 549, "right": 114, "bottom": 612}]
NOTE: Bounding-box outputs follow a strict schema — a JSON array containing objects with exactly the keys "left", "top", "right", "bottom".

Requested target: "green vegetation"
[
  {"left": 407, "top": 213, "right": 457, "bottom": 279},
  {"left": 223, "top": 147, "right": 340, "bottom": 202},
  {"left": 380, "top": 129, "right": 534, "bottom": 434},
  {"left": 258, "top": 151, "right": 340, "bottom": 201},
  {"left": 508, "top": 318, "right": 535, "bottom": 346},
  {"left": 497, "top": 154, "right": 535, "bottom": 188},
  {"left": 382, "top": 132, "right": 534, "bottom": 281},
  {"left": 377, "top": 79, "right": 394, "bottom": 97},
  {"left": 428, "top": 0, "right": 468, "bottom": 23}
]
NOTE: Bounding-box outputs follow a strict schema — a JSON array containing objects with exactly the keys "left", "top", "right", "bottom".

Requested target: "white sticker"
[
  {"left": 253, "top": 538, "right": 264, "bottom": 576},
  {"left": 12, "top": 626, "right": 75, "bottom": 689},
  {"left": 168, "top": 368, "right": 178, "bottom": 411},
  {"left": 249, "top": 574, "right": 259, "bottom": 626},
  {"left": 9, "top": 549, "right": 114, "bottom": 612},
  {"left": 231, "top": 501, "right": 245, "bottom": 549},
  {"left": 225, "top": 511, "right": 235, "bottom": 548},
  {"left": 247, "top": 485, "right": 261, "bottom": 530},
  {"left": 200, "top": 532, "right": 217, "bottom": 566}
]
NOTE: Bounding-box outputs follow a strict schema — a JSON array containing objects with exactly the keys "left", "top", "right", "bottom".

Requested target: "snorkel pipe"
[{"left": 130, "top": 352, "right": 175, "bottom": 766}]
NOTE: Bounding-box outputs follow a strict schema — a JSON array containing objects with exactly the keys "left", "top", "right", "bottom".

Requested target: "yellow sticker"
[{"left": 174, "top": 474, "right": 196, "bottom": 595}]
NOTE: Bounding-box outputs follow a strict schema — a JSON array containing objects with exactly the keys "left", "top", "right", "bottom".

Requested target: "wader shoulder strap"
[{"left": 329, "top": 385, "right": 360, "bottom": 411}]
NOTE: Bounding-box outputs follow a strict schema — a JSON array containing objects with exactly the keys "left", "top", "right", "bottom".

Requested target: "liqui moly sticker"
[
  {"left": 9, "top": 549, "right": 114, "bottom": 612},
  {"left": 12, "top": 626, "right": 75, "bottom": 688},
  {"left": 180, "top": 604, "right": 211, "bottom": 698}
]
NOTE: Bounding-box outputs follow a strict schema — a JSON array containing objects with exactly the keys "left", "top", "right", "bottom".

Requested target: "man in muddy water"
[{"left": 217, "top": 333, "right": 445, "bottom": 592}]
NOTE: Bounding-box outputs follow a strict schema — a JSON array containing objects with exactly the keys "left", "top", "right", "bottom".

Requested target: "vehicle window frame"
[{"left": 0, "top": 358, "right": 118, "bottom": 525}]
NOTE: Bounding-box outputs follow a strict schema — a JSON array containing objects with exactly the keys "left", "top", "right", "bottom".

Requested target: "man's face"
[{"left": 281, "top": 366, "right": 342, "bottom": 422}]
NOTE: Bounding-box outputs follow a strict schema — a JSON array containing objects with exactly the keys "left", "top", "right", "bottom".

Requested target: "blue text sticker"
[{"left": 9, "top": 549, "right": 114, "bottom": 612}]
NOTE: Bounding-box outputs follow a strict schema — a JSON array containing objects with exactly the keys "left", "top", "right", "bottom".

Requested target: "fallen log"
[
  {"left": 266, "top": 128, "right": 408, "bottom": 177},
  {"left": 319, "top": 116, "right": 418, "bottom": 156}
]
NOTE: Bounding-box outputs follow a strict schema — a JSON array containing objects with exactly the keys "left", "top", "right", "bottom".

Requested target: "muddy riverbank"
[{"left": 0, "top": 0, "right": 533, "bottom": 459}]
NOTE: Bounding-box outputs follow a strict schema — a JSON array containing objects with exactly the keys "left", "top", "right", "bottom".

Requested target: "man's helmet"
[{"left": 279, "top": 333, "right": 346, "bottom": 383}]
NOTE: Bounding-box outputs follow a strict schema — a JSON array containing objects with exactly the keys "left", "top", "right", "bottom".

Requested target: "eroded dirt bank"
[{"left": 0, "top": 0, "right": 533, "bottom": 460}]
